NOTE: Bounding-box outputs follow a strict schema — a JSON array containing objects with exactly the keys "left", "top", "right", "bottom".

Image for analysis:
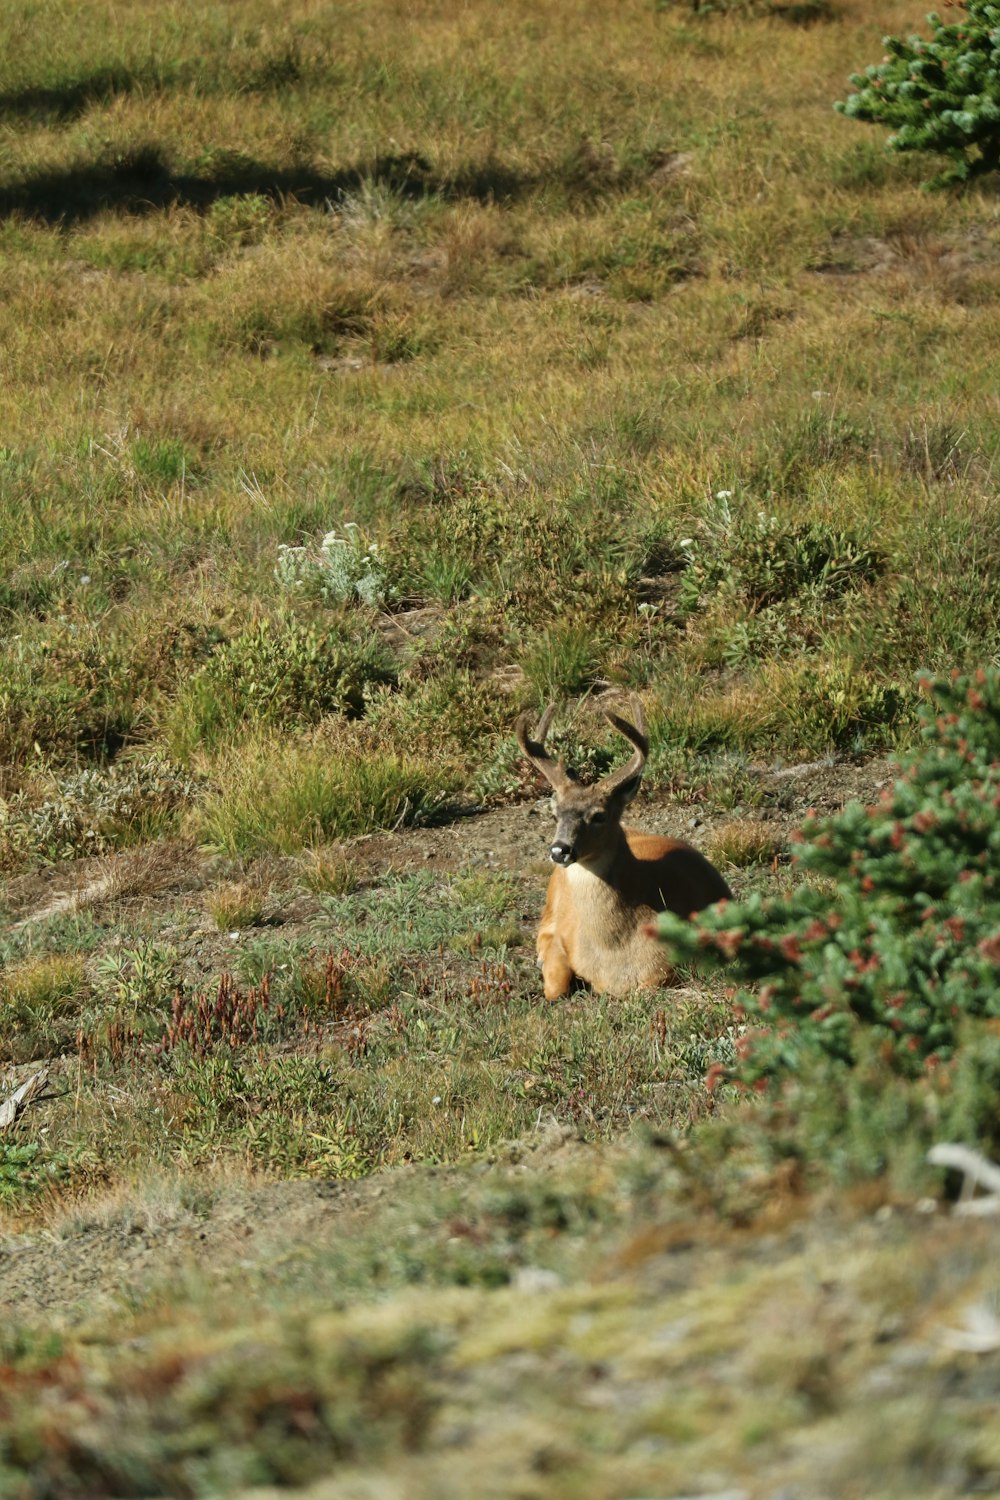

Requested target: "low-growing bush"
[
  {"left": 1, "top": 758, "right": 198, "bottom": 866},
  {"left": 82, "top": 942, "right": 183, "bottom": 1060},
  {"left": 657, "top": 668, "right": 1000, "bottom": 1155},
  {"left": 767, "top": 660, "right": 909, "bottom": 754},
  {"left": 365, "top": 670, "right": 512, "bottom": 757},
  {"left": 679, "top": 499, "right": 883, "bottom": 622},
  {"left": 759, "top": 1026, "right": 1000, "bottom": 1189},
  {"left": 521, "top": 616, "right": 609, "bottom": 699},
  {"left": 168, "top": 615, "right": 396, "bottom": 756},
  {"left": 0, "top": 1141, "right": 73, "bottom": 1205},
  {"left": 0, "top": 625, "right": 152, "bottom": 766}
]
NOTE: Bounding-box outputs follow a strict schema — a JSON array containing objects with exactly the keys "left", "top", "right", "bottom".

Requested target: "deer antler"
[
  {"left": 600, "top": 699, "right": 648, "bottom": 796},
  {"left": 515, "top": 702, "right": 571, "bottom": 792}
]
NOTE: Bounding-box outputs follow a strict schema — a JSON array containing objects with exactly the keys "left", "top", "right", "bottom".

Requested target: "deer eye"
[{"left": 589, "top": 810, "right": 606, "bottom": 824}]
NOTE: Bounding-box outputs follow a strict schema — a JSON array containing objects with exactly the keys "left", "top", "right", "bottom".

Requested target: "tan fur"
[
  {"left": 516, "top": 702, "right": 731, "bottom": 999},
  {"left": 536, "top": 825, "right": 731, "bottom": 998}
]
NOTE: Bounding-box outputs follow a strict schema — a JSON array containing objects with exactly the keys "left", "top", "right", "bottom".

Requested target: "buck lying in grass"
[{"left": 516, "top": 702, "right": 732, "bottom": 999}]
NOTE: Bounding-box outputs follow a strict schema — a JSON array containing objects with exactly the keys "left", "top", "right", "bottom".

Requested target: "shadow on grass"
[
  {"left": 0, "top": 51, "right": 309, "bottom": 123},
  {"left": 0, "top": 68, "right": 142, "bottom": 123},
  {"left": 0, "top": 144, "right": 550, "bottom": 225}
]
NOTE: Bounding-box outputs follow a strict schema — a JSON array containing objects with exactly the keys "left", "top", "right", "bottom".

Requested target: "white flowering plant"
[{"left": 276, "top": 522, "right": 390, "bottom": 608}]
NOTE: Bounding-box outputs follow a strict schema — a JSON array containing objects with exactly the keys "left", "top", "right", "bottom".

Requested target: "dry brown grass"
[{"left": 707, "top": 817, "right": 780, "bottom": 869}]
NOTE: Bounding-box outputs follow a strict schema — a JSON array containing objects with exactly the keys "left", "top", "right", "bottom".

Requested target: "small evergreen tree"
[
  {"left": 656, "top": 669, "right": 1000, "bottom": 1095},
  {"left": 835, "top": 1, "right": 1000, "bottom": 185}
]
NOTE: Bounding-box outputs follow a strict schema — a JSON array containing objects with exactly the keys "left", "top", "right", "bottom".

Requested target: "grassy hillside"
[
  {"left": 1, "top": 0, "right": 998, "bottom": 852},
  {"left": 1, "top": 0, "right": 999, "bottom": 1493}
]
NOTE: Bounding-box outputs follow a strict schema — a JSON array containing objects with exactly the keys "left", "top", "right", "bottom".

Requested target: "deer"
[{"left": 515, "top": 701, "right": 732, "bottom": 999}]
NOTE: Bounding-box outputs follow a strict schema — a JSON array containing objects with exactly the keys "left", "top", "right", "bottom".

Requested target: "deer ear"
[{"left": 612, "top": 771, "right": 643, "bottom": 807}]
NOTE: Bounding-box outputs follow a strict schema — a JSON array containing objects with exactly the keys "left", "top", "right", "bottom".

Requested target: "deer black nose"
[{"left": 550, "top": 842, "right": 575, "bottom": 866}]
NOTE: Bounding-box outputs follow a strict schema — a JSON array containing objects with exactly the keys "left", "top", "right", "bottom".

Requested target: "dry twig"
[{"left": 0, "top": 1067, "right": 51, "bottom": 1130}]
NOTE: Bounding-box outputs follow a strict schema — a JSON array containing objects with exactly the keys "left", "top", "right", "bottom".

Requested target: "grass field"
[
  {"left": 1, "top": 0, "right": 999, "bottom": 1493},
  {"left": 1, "top": 0, "right": 998, "bottom": 848}
]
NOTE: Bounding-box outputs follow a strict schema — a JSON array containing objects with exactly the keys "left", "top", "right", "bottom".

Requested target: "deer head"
[{"left": 516, "top": 701, "right": 648, "bottom": 868}]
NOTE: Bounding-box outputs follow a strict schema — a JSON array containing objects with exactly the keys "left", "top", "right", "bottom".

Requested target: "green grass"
[
  {"left": 0, "top": 0, "right": 996, "bottom": 840},
  {"left": 195, "top": 738, "right": 461, "bottom": 856},
  {"left": 314, "top": 868, "right": 522, "bottom": 958}
]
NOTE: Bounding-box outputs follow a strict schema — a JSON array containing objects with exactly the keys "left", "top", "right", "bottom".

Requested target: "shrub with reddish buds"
[
  {"left": 656, "top": 669, "right": 1000, "bottom": 1092},
  {"left": 160, "top": 972, "right": 277, "bottom": 1058},
  {"left": 835, "top": 1, "right": 1000, "bottom": 186}
]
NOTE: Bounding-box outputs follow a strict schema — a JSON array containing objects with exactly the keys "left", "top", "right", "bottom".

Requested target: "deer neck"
[{"left": 566, "top": 825, "right": 630, "bottom": 886}]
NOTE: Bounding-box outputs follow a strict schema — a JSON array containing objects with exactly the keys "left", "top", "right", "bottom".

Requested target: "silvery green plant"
[
  {"left": 2, "top": 759, "right": 198, "bottom": 862},
  {"left": 276, "top": 523, "right": 390, "bottom": 608}
]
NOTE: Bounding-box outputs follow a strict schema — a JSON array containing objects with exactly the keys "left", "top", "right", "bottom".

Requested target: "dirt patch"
[
  {"left": 344, "top": 753, "right": 897, "bottom": 880},
  {"left": 810, "top": 228, "right": 1000, "bottom": 283},
  {"left": 0, "top": 1174, "right": 367, "bottom": 1325},
  {"left": 0, "top": 1121, "right": 586, "bottom": 1326}
]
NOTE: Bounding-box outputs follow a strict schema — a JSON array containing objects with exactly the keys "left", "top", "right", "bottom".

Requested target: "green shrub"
[
  {"left": 835, "top": 1, "right": 1000, "bottom": 186},
  {"left": 206, "top": 192, "right": 274, "bottom": 246},
  {"left": 169, "top": 615, "right": 395, "bottom": 754},
  {"left": 657, "top": 669, "right": 1000, "bottom": 1111},
  {"left": 768, "top": 660, "right": 909, "bottom": 753},
  {"left": 93, "top": 941, "right": 181, "bottom": 1019},
  {"left": 0, "top": 1141, "right": 73, "bottom": 1205},
  {"left": 365, "top": 670, "right": 510, "bottom": 756},
  {"left": 679, "top": 501, "right": 882, "bottom": 619},
  {"left": 0, "top": 626, "right": 151, "bottom": 765},
  {"left": 393, "top": 484, "right": 640, "bottom": 632},
  {"left": 722, "top": 1024, "right": 1000, "bottom": 1192},
  {"left": 677, "top": 499, "right": 886, "bottom": 678},
  {"left": 521, "top": 616, "right": 608, "bottom": 699}
]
